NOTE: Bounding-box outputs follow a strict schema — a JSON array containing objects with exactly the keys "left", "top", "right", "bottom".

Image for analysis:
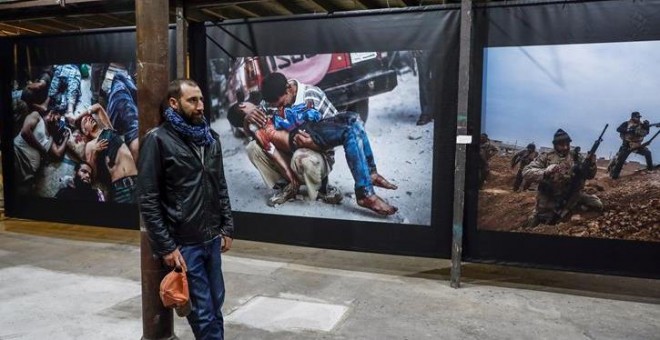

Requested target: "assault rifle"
[
  {"left": 648, "top": 122, "right": 660, "bottom": 128},
  {"left": 550, "top": 124, "right": 609, "bottom": 224},
  {"left": 635, "top": 129, "right": 660, "bottom": 150}
]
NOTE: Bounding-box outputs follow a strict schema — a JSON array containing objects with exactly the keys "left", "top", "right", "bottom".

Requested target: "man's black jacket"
[{"left": 138, "top": 121, "right": 234, "bottom": 257}]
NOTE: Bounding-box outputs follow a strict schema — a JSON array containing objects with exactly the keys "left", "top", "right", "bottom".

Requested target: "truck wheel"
[{"left": 347, "top": 99, "right": 369, "bottom": 123}]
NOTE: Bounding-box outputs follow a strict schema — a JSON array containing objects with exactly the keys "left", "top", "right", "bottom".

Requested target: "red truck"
[{"left": 221, "top": 52, "right": 399, "bottom": 122}]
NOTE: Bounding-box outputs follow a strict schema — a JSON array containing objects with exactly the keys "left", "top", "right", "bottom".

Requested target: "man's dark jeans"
[
  {"left": 179, "top": 236, "right": 225, "bottom": 340},
  {"left": 296, "top": 112, "right": 377, "bottom": 199}
]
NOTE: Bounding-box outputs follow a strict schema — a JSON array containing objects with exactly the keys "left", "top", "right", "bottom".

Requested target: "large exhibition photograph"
[
  {"left": 478, "top": 40, "right": 660, "bottom": 242},
  {"left": 207, "top": 51, "right": 435, "bottom": 226},
  {"left": 11, "top": 62, "right": 139, "bottom": 204}
]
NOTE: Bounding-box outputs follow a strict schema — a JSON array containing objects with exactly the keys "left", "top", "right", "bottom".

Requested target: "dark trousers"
[
  {"left": 180, "top": 237, "right": 225, "bottom": 340},
  {"left": 610, "top": 143, "right": 653, "bottom": 179},
  {"left": 417, "top": 55, "right": 434, "bottom": 119}
]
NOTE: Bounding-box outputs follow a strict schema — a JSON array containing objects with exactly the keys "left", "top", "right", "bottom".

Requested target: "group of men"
[
  {"left": 480, "top": 111, "right": 656, "bottom": 228},
  {"left": 13, "top": 63, "right": 139, "bottom": 203}
]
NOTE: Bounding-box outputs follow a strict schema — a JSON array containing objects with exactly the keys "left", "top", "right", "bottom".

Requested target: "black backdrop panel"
[
  {"left": 1, "top": 38, "right": 11, "bottom": 207},
  {"left": 466, "top": 0, "right": 660, "bottom": 277},
  {"left": 203, "top": 7, "right": 460, "bottom": 257},
  {"left": 5, "top": 29, "right": 139, "bottom": 229}
]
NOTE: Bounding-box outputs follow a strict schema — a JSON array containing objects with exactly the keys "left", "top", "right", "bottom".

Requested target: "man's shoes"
[
  {"left": 416, "top": 114, "right": 433, "bottom": 126},
  {"left": 268, "top": 183, "right": 297, "bottom": 207},
  {"left": 317, "top": 185, "right": 343, "bottom": 204}
]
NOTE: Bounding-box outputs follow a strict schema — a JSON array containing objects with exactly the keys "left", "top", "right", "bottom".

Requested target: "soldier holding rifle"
[
  {"left": 609, "top": 111, "right": 657, "bottom": 179},
  {"left": 522, "top": 128, "right": 606, "bottom": 228}
]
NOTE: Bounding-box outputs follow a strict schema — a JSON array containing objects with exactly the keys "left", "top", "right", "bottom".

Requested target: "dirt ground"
[
  {"left": 478, "top": 154, "right": 660, "bottom": 242},
  {"left": 211, "top": 73, "right": 434, "bottom": 226}
]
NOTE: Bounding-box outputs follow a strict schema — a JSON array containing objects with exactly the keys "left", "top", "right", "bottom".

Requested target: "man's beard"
[
  {"left": 176, "top": 100, "right": 205, "bottom": 126},
  {"left": 74, "top": 177, "right": 92, "bottom": 190},
  {"left": 188, "top": 115, "right": 205, "bottom": 126}
]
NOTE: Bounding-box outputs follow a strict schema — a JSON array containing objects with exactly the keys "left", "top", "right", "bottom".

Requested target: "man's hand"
[
  {"left": 221, "top": 235, "right": 233, "bottom": 253},
  {"left": 62, "top": 128, "right": 71, "bottom": 142},
  {"left": 163, "top": 248, "right": 187, "bottom": 272},
  {"left": 90, "top": 139, "right": 109, "bottom": 153},
  {"left": 292, "top": 130, "right": 320, "bottom": 151},
  {"left": 286, "top": 172, "right": 300, "bottom": 191},
  {"left": 241, "top": 103, "right": 267, "bottom": 128},
  {"left": 544, "top": 164, "right": 559, "bottom": 177}
]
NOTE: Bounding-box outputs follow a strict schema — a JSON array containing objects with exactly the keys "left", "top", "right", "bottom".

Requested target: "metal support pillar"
[
  {"left": 136, "top": 0, "right": 175, "bottom": 339},
  {"left": 176, "top": 1, "right": 188, "bottom": 78},
  {"left": 450, "top": 0, "right": 474, "bottom": 289}
]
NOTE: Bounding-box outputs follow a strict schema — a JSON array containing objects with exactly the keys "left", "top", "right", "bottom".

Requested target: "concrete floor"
[{"left": 0, "top": 219, "right": 659, "bottom": 340}]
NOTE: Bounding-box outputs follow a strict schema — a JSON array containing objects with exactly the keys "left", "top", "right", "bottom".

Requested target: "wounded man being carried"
[{"left": 242, "top": 102, "right": 398, "bottom": 216}]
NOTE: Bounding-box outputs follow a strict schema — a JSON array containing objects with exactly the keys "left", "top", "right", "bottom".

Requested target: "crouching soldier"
[{"left": 522, "top": 129, "right": 603, "bottom": 227}]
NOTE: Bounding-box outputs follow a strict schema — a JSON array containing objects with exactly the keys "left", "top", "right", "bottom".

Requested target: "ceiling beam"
[
  {"left": 277, "top": 0, "right": 325, "bottom": 13},
  {"left": 181, "top": 5, "right": 209, "bottom": 22},
  {"left": 200, "top": 8, "right": 228, "bottom": 20},
  {"left": 100, "top": 13, "right": 134, "bottom": 26},
  {"left": 0, "top": 30, "right": 20, "bottom": 36},
  {"left": 338, "top": 0, "right": 368, "bottom": 11},
  {"left": 0, "top": 0, "right": 131, "bottom": 10},
  {"left": 355, "top": 0, "right": 392, "bottom": 9},
  {"left": 307, "top": 0, "right": 343, "bottom": 12},
  {"left": 0, "top": 3, "right": 134, "bottom": 22},
  {"left": 44, "top": 18, "right": 83, "bottom": 30},
  {"left": 247, "top": 1, "right": 293, "bottom": 16},
  {"left": 228, "top": 4, "right": 259, "bottom": 18},
  {"left": 0, "top": 22, "right": 41, "bottom": 34},
  {"left": 10, "top": 19, "right": 66, "bottom": 33},
  {"left": 183, "top": 0, "right": 270, "bottom": 10},
  {"left": 70, "top": 15, "right": 107, "bottom": 28}
]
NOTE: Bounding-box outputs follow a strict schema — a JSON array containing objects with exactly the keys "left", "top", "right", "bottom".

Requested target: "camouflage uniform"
[
  {"left": 511, "top": 145, "right": 538, "bottom": 192},
  {"left": 522, "top": 131, "right": 602, "bottom": 227},
  {"left": 609, "top": 112, "right": 653, "bottom": 179},
  {"left": 478, "top": 135, "right": 499, "bottom": 189}
]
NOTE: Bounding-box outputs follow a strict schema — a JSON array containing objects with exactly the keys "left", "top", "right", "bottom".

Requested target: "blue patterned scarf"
[{"left": 164, "top": 106, "right": 216, "bottom": 147}]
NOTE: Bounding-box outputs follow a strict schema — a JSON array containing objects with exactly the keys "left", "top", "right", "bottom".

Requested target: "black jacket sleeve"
[
  {"left": 616, "top": 121, "right": 628, "bottom": 134},
  {"left": 137, "top": 130, "right": 177, "bottom": 257}
]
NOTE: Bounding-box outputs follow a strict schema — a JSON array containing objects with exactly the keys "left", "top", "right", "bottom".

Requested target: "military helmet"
[
  {"left": 552, "top": 129, "right": 572, "bottom": 144},
  {"left": 631, "top": 111, "right": 641, "bottom": 119},
  {"left": 526, "top": 143, "right": 536, "bottom": 151}
]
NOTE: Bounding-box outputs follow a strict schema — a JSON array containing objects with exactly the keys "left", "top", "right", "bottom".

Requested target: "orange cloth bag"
[{"left": 159, "top": 267, "right": 191, "bottom": 317}]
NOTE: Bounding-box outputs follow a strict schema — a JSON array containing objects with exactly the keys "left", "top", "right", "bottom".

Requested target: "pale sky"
[{"left": 482, "top": 40, "right": 660, "bottom": 161}]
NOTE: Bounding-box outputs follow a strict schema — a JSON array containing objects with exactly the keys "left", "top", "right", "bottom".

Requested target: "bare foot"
[
  {"left": 357, "top": 194, "right": 398, "bottom": 216},
  {"left": 371, "top": 173, "right": 398, "bottom": 190}
]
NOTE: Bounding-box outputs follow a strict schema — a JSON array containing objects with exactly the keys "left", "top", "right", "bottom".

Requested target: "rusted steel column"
[
  {"left": 136, "top": 0, "right": 174, "bottom": 339},
  {"left": 450, "top": 0, "right": 474, "bottom": 289},
  {"left": 175, "top": 0, "right": 188, "bottom": 78}
]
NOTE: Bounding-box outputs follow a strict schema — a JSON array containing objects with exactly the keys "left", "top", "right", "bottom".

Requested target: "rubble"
[{"left": 478, "top": 154, "right": 660, "bottom": 242}]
